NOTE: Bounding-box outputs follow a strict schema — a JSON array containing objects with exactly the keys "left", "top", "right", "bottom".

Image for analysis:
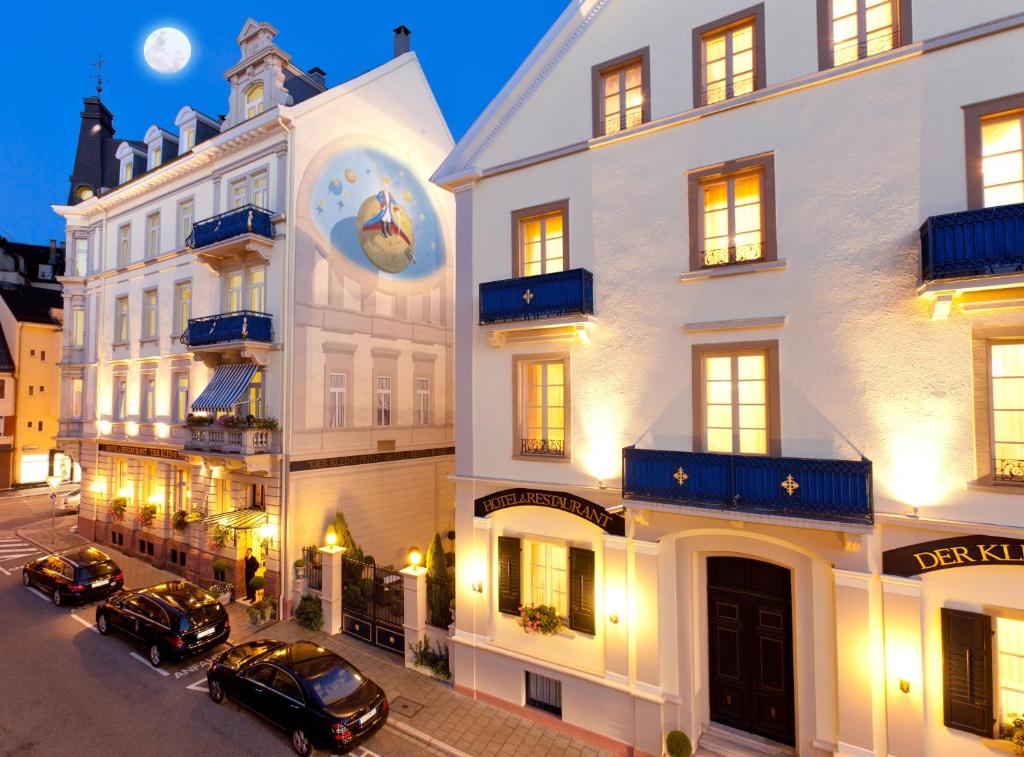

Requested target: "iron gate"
[{"left": 341, "top": 557, "right": 404, "bottom": 655}]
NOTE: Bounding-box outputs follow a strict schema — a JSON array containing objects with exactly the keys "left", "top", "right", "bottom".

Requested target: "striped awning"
[
  {"left": 191, "top": 363, "right": 258, "bottom": 413},
  {"left": 199, "top": 507, "right": 267, "bottom": 530}
]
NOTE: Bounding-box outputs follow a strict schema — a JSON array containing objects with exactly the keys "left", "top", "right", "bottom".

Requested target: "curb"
[{"left": 386, "top": 718, "right": 476, "bottom": 757}]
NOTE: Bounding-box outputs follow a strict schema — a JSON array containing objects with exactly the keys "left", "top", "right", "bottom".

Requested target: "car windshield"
[
  {"left": 179, "top": 603, "right": 223, "bottom": 633},
  {"left": 76, "top": 561, "right": 116, "bottom": 581},
  {"left": 305, "top": 662, "right": 364, "bottom": 705}
]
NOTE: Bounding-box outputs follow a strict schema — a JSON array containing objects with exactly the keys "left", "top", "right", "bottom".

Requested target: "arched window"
[{"left": 245, "top": 82, "right": 265, "bottom": 119}]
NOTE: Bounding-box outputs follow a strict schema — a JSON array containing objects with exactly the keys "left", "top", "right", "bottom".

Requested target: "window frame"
[
  {"left": 114, "top": 295, "right": 129, "bottom": 344},
  {"left": 963, "top": 93, "right": 1024, "bottom": 210},
  {"left": 513, "top": 353, "right": 571, "bottom": 462},
  {"left": 692, "top": 340, "right": 781, "bottom": 457},
  {"left": 71, "top": 377, "right": 83, "bottom": 420},
  {"left": 591, "top": 47, "right": 651, "bottom": 139},
  {"left": 328, "top": 372, "right": 347, "bottom": 429},
  {"left": 172, "top": 372, "right": 190, "bottom": 425},
  {"left": 510, "top": 200, "right": 570, "bottom": 278},
  {"left": 71, "top": 306, "right": 85, "bottom": 348},
  {"left": 415, "top": 377, "right": 431, "bottom": 426},
  {"left": 177, "top": 198, "right": 195, "bottom": 248},
  {"left": 687, "top": 153, "right": 777, "bottom": 271},
  {"left": 174, "top": 280, "right": 192, "bottom": 337},
  {"left": 691, "top": 4, "right": 766, "bottom": 108},
  {"left": 141, "top": 288, "right": 158, "bottom": 341},
  {"left": 245, "top": 82, "right": 266, "bottom": 120},
  {"left": 375, "top": 375, "right": 393, "bottom": 427},
  {"left": 113, "top": 377, "right": 128, "bottom": 421},
  {"left": 816, "top": 0, "right": 911, "bottom": 70},
  {"left": 140, "top": 374, "right": 156, "bottom": 423},
  {"left": 523, "top": 537, "right": 569, "bottom": 618},
  {"left": 117, "top": 224, "right": 131, "bottom": 268},
  {"left": 981, "top": 336, "right": 1024, "bottom": 487}
]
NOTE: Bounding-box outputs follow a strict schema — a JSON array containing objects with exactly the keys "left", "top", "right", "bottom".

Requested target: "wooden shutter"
[
  {"left": 941, "top": 607, "right": 994, "bottom": 737},
  {"left": 569, "top": 547, "right": 596, "bottom": 635},
  {"left": 497, "top": 536, "right": 521, "bottom": 615}
]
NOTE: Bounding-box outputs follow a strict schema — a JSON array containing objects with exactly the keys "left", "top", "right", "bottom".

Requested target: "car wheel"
[
  {"left": 21, "top": 571, "right": 30, "bottom": 587},
  {"left": 290, "top": 728, "right": 316, "bottom": 756},
  {"left": 208, "top": 678, "right": 225, "bottom": 704},
  {"left": 52, "top": 588, "right": 62, "bottom": 607},
  {"left": 148, "top": 644, "right": 162, "bottom": 668},
  {"left": 97, "top": 613, "right": 110, "bottom": 635}
]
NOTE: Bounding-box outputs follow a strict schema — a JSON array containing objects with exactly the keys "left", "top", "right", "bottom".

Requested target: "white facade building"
[
  {"left": 55, "top": 21, "right": 454, "bottom": 616},
  {"left": 435, "top": 1, "right": 1024, "bottom": 755}
]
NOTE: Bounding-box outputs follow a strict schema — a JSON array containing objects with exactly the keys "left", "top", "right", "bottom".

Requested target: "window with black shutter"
[
  {"left": 942, "top": 607, "right": 994, "bottom": 737},
  {"left": 569, "top": 547, "right": 595, "bottom": 635},
  {"left": 498, "top": 536, "right": 521, "bottom": 616}
]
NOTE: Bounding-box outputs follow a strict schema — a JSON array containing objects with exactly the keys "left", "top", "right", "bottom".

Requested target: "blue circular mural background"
[{"left": 309, "top": 147, "right": 445, "bottom": 280}]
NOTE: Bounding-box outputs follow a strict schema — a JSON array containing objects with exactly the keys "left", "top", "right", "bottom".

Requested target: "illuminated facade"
[
  {"left": 435, "top": 1, "right": 1024, "bottom": 755},
  {"left": 54, "top": 21, "right": 454, "bottom": 612}
]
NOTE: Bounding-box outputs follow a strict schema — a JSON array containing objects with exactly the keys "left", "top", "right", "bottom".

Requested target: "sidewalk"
[
  {"left": 16, "top": 516, "right": 89, "bottom": 552},
  {"left": 265, "top": 620, "right": 617, "bottom": 757}
]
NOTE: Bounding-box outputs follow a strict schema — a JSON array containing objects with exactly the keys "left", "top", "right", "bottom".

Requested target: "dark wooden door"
[{"left": 707, "top": 556, "right": 795, "bottom": 746}]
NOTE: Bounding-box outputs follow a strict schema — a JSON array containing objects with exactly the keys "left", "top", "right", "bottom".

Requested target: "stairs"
[{"left": 695, "top": 723, "right": 796, "bottom": 757}]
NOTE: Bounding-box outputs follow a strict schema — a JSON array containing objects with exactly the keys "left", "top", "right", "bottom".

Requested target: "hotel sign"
[
  {"left": 883, "top": 535, "right": 1024, "bottom": 577},
  {"left": 474, "top": 488, "right": 625, "bottom": 537},
  {"left": 98, "top": 443, "right": 185, "bottom": 461}
]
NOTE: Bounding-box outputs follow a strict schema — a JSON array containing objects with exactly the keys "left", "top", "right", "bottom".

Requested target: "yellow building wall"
[{"left": 13, "top": 323, "right": 61, "bottom": 484}]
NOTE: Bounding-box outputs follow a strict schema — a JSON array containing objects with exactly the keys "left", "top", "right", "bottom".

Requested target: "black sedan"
[
  {"left": 207, "top": 639, "right": 389, "bottom": 755},
  {"left": 96, "top": 581, "right": 230, "bottom": 667},
  {"left": 22, "top": 546, "right": 124, "bottom": 606}
]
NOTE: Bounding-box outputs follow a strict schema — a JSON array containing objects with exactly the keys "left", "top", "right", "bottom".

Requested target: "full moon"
[{"left": 144, "top": 27, "right": 191, "bottom": 74}]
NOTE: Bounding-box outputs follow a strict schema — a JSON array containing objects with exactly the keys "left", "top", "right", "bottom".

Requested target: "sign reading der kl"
[{"left": 883, "top": 535, "right": 1024, "bottom": 577}]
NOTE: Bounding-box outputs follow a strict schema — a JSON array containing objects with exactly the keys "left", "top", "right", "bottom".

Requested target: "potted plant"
[
  {"left": 208, "top": 581, "right": 234, "bottom": 606},
  {"left": 665, "top": 730, "right": 692, "bottom": 757},
  {"left": 208, "top": 524, "right": 231, "bottom": 551},
  {"left": 293, "top": 557, "right": 305, "bottom": 580},
  {"left": 246, "top": 597, "right": 277, "bottom": 628},
  {"left": 211, "top": 558, "right": 229, "bottom": 582},
  {"left": 253, "top": 417, "right": 279, "bottom": 430},
  {"left": 185, "top": 413, "right": 213, "bottom": 427},
  {"left": 138, "top": 505, "right": 157, "bottom": 528},
  {"left": 110, "top": 497, "right": 128, "bottom": 522},
  {"left": 249, "top": 574, "right": 267, "bottom": 603},
  {"left": 172, "top": 510, "right": 189, "bottom": 533},
  {"left": 518, "top": 604, "right": 565, "bottom": 635}
]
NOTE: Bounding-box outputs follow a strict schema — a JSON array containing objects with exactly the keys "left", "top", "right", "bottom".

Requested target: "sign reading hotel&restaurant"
[
  {"left": 98, "top": 443, "right": 186, "bottom": 461},
  {"left": 474, "top": 488, "right": 625, "bottom": 537},
  {"left": 883, "top": 534, "right": 1024, "bottom": 576}
]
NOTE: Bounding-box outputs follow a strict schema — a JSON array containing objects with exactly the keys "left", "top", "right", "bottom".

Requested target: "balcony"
[
  {"left": 186, "top": 204, "right": 275, "bottom": 271},
  {"left": 184, "top": 426, "right": 279, "bottom": 474},
  {"left": 622, "top": 446, "right": 873, "bottom": 528},
  {"left": 479, "top": 268, "right": 594, "bottom": 348},
  {"left": 919, "top": 203, "right": 1024, "bottom": 317},
  {"left": 181, "top": 311, "right": 274, "bottom": 367}
]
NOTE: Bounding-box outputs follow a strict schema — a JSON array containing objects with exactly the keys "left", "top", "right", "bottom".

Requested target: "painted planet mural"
[{"left": 309, "top": 147, "right": 444, "bottom": 280}]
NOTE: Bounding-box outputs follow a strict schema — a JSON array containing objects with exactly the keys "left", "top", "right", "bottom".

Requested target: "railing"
[
  {"left": 995, "top": 459, "right": 1024, "bottom": 484},
  {"left": 520, "top": 438, "right": 566, "bottom": 458},
  {"left": 622, "top": 446, "right": 873, "bottom": 526},
  {"left": 304, "top": 546, "right": 323, "bottom": 591},
  {"left": 186, "top": 204, "right": 274, "bottom": 250},
  {"left": 59, "top": 420, "right": 84, "bottom": 437},
  {"left": 181, "top": 310, "right": 273, "bottom": 347},
  {"left": 920, "top": 203, "right": 1024, "bottom": 282},
  {"left": 185, "top": 426, "right": 277, "bottom": 455},
  {"left": 479, "top": 268, "right": 594, "bottom": 325}
]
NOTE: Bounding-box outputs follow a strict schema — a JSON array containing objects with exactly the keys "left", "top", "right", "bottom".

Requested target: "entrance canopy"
[
  {"left": 199, "top": 507, "right": 266, "bottom": 530},
  {"left": 191, "top": 363, "right": 257, "bottom": 413}
]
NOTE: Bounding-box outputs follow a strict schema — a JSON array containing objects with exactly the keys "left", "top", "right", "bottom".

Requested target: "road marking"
[
  {"left": 26, "top": 587, "right": 50, "bottom": 602},
  {"left": 185, "top": 679, "right": 209, "bottom": 692},
  {"left": 70, "top": 613, "right": 100, "bottom": 634},
  {"left": 129, "top": 651, "right": 171, "bottom": 676},
  {"left": 0, "top": 566, "right": 8, "bottom": 576}
]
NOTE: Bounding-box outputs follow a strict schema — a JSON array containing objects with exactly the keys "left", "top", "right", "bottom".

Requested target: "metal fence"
[
  {"left": 186, "top": 203, "right": 275, "bottom": 249},
  {"left": 920, "top": 202, "right": 1024, "bottom": 281},
  {"left": 479, "top": 267, "right": 594, "bottom": 324},
  {"left": 303, "top": 546, "right": 322, "bottom": 591},
  {"left": 341, "top": 557, "right": 404, "bottom": 655}
]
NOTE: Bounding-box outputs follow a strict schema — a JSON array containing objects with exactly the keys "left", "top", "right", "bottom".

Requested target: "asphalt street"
[{"left": 0, "top": 489, "right": 431, "bottom": 757}]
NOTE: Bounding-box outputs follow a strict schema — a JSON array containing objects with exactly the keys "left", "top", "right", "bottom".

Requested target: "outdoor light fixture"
[
  {"left": 899, "top": 678, "right": 911, "bottom": 694},
  {"left": 258, "top": 522, "right": 276, "bottom": 558},
  {"left": 471, "top": 579, "right": 484, "bottom": 594},
  {"left": 90, "top": 480, "right": 107, "bottom": 496},
  {"left": 325, "top": 528, "right": 338, "bottom": 548},
  {"left": 407, "top": 547, "right": 423, "bottom": 569},
  {"left": 147, "top": 494, "right": 162, "bottom": 506},
  {"left": 117, "top": 487, "right": 133, "bottom": 500},
  {"left": 609, "top": 611, "right": 620, "bottom": 624}
]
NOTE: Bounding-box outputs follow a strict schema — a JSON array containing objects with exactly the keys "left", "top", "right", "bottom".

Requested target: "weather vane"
[{"left": 90, "top": 54, "right": 106, "bottom": 96}]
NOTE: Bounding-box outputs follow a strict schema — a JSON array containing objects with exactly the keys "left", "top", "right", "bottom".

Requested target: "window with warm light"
[
  {"left": 328, "top": 373, "right": 347, "bottom": 428},
  {"left": 518, "top": 207, "right": 566, "bottom": 277},
  {"left": 73, "top": 237, "right": 89, "bottom": 277},
  {"left": 252, "top": 172, "right": 269, "bottom": 210},
  {"left": 248, "top": 268, "right": 266, "bottom": 312},
  {"left": 415, "top": 377, "right": 431, "bottom": 425},
  {"left": 177, "top": 200, "right": 194, "bottom": 247},
  {"left": 142, "top": 289, "right": 158, "bottom": 340},
  {"left": 145, "top": 213, "right": 160, "bottom": 259},
  {"left": 113, "top": 378, "right": 127, "bottom": 421},
  {"left": 376, "top": 376, "right": 392, "bottom": 426},
  {"left": 143, "top": 461, "right": 158, "bottom": 502},
  {"left": 227, "top": 271, "right": 243, "bottom": 312},
  {"left": 704, "top": 352, "right": 768, "bottom": 454},
  {"left": 517, "top": 357, "right": 567, "bottom": 458},
  {"left": 245, "top": 82, "right": 265, "bottom": 119},
  {"left": 71, "top": 378, "right": 83, "bottom": 419},
  {"left": 230, "top": 180, "right": 247, "bottom": 209},
  {"left": 121, "top": 160, "right": 133, "bottom": 184},
  {"left": 117, "top": 225, "right": 131, "bottom": 268},
  {"left": 701, "top": 171, "right": 763, "bottom": 267},
  {"left": 525, "top": 539, "right": 568, "bottom": 617},
  {"left": 140, "top": 375, "right": 156, "bottom": 423},
  {"left": 702, "top": 21, "right": 755, "bottom": 105},
  {"left": 998, "top": 616, "right": 1024, "bottom": 729},
  {"left": 150, "top": 145, "right": 162, "bottom": 170},
  {"left": 72, "top": 307, "right": 85, "bottom": 347},
  {"left": 828, "top": 0, "right": 900, "bottom": 67},
  {"left": 174, "top": 281, "right": 192, "bottom": 336},
  {"left": 114, "top": 296, "right": 129, "bottom": 343},
  {"left": 182, "top": 127, "right": 195, "bottom": 151},
  {"left": 242, "top": 370, "right": 263, "bottom": 419},
  {"left": 593, "top": 49, "right": 649, "bottom": 138},
  {"left": 991, "top": 342, "right": 1024, "bottom": 484},
  {"left": 173, "top": 373, "right": 190, "bottom": 425},
  {"left": 114, "top": 460, "right": 128, "bottom": 495},
  {"left": 981, "top": 112, "right": 1024, "bottom": 208}
]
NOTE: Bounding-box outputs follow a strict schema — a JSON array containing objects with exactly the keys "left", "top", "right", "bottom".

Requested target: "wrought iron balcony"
[
  {"left": 995, "top": 458, "right": 1024, "bottom": 484},
  {"left": 186, "top": 204, "right": 275, "bottom": 250},
  {"left": 479, "top": 268, "right": 594, "bottom": 325},
  {"left": 520, "top": 438, "right": 565, "bottom": 458},
  {"left": 920, "top": 202, "right": 1024, "bottom": 282},
  {"left": 622, "top": 446, "right": 873, "bottom": 526},
  {"left": 181, "top": 311, "right": 273, "bottom": 348}
]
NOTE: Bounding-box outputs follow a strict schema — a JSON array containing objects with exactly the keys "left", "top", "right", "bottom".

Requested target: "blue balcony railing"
[
  {"left": 181, "top": 311, "right": 273, "bottom": 348},
  {"left": 920, "top": 203, "right": 1024, "bottom": 282},
  {"left": 479, "top": 268, "right": 594, "bottom": 325},
  {"left": 622, "top": 446, "right": 873, "bottom": 526},
  {"left": 186, "top": 204, "right": 275, "bottom": 250}
]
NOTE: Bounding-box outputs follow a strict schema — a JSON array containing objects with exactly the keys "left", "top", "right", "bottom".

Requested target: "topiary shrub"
[
  {"left": 295, "top": 594, "right": 324, "bottom": 631},
  {"left": 665, "top": 730, "right": 692, "bottom": 757},
  {"left": 248, "top": 574, "right": 267, "bottom": 593},
  {"left": 426, "top": 532, "right": 452, "bottom": 628},
  {"left": 212, "top": 558, "right": 228, "bottom": 582}
]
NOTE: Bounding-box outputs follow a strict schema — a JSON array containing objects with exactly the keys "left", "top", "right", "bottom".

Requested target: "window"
[
  {"left": 991, "top": 342, "right": 1024, "bottom": 484},
  {"left": 0, "top": 380, "right": 5, "bottom": 399},
  {"left": 513, "top": 201, "right": 568, "bottom": 277},
  {"left": 72, "top": 307, "right": 85, "bottom": 347},
  {"left": 28, "top": 386, "right": 33, "bottom": 397},
  {"left": 415, "top": 378, "right": 431, "bottom": 425},
  {"left": 525, "top": 672, "right": 563, "bottom": 718},
  {"left": 687, "top": 154, "right": 777, "bottom": 270},
  {"left": 328, "top": 373, "right": 347, "bottom": 428},
  {"left": 693, "top": 341, "right": 780, "bottom": 457},
  {"left": 40, "top": 351, "right": 45, "bottom": 362},
  {"left": 252, "top": 172, "right": 269, "bottom": 210},
  {"left": 525, "top": 539, "right": 568, "bottom": 616},
  {"left": 182, "top": 127, "right": 195, "bottom": 151},
  {"left": 592, "top": 48, "right": 650, "bottom": 138},
  {"left": 141, "top": 376, "right": 155, "bottom": 422},
  {"left": 177, "top": 200, "right": 194, "bottom": 247},
  {"left": 121, "top": 160, "right": 133, "bottom": 183},
  {"left": 248, "top": 268, "right": 266, "bottom": 312},
  {"left": 245, "top": 82, "right": 265, "bottom": 119},
  {"left": 114, "top": 459, "right": 128, "bottom": 496},
  {"left": 376, "top": 376, "right": 392, "bottom": 426},
  {"left": 694, "top": 6, "right": 764, "bottom": 107},
  {"left": 998, "top": 616, "right": 1024, "bottom": 732},
  {"left": 173, "top": 373, "right": 190, "bottom": 424},
  {"left": 145, "top": 213, "right": 160, "bottom": 259},
  {"left": 230, "top": 181, "right": 247, "bottom": 209},
  {"left": 117, "top": 225, "right": 131, "bottom": 267},
  {"left": 113, "top": 378, "right": 127, "bottom": 421},
  {"left": 516, "top": 356, "right": 568, "bottom": 458},
  {"left": 965, "top": 95, "right": 1024, "bottom": 210},
  {"left": 73, "top": 237, "right": 88, "bottom": 277},
  {"left": 174, "top": 281, "right": 192, "bottom": 336},
  {"left": 227, "top": 272, "right": 243, "bottom": 312},
  {"left": 71, "top": 378, "right": 83, "bottom": 419},
  {"left": 818, "top": 0, "right": 909, "bottom": 69},
  {"left": 242, "top": 370, "right": 263, "bottom": 418},
  {"left": 114, "top": 296, "right": 129, "bottom": 343},
  {"left": 150, "top": 145, "right": 162, "bottom": 170},
  {"left": 142, "top": 289, "right": 158, "bottom": 340}
]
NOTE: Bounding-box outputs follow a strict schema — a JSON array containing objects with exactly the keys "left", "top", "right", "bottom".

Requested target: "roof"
[
  {"left": 144, "top": 581, "right": 219, "bottom": 612},
  {"left": 0, "top": 283, "right": 63, "bottom": 325},
  {"left": 61, "top": 546, "right": 112, "bottom": 567},
  {"left": 0, "top": 327, "right": 12, "bottom": 372}
]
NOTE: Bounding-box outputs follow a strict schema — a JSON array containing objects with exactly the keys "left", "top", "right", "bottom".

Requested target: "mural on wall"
[{"left": 307, "top": 146, "right": 445, "bottom": 281}]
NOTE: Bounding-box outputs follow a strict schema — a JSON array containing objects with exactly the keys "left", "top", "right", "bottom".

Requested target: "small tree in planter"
[
  {"left": 295, "top": 594, "right": 324, "bottom": 631},
  {"left": 249, "top": 574, "right": 267, "bottom": 602},
  {"left": 212, "top": 558, "right": 229, "bottom": 582},
  {"left": 110, "top": 497, "right": 128, "bottom": 521},
  {"left": 293, "top": 558, "right": 305, "bottom": 580},
  {"left": 665, "top": 730, "right": 692, "bottom": 757},
  {"left": 426, "top": 532, "right": 451, "bottom": 627},
  {"left": 172, "top": 510, "right": 189, "bottom": 533},
  {"left": 138, "top": 505, "right": 157, "bottom": 528}
]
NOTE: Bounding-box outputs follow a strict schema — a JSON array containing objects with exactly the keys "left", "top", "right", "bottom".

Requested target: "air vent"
[{"left": 377, "top": 440, "right": 396, "bottom": 452}]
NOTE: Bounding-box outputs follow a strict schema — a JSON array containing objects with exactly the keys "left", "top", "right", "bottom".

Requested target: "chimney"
[
  {"left": 307, "top": 67, "right": 327, "bottom": 89},
  {"left": 393, "top": 25, "right": 411, "bottom": 58}
]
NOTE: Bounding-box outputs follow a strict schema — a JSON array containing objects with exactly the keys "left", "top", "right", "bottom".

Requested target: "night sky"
[{"left": 0, "top": 1, "right": 566, "bottom": 244}]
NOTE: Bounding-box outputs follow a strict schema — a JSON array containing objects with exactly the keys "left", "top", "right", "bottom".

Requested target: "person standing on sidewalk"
[{"left": 244, "top": 547, "right": 260, "bottom": 602}]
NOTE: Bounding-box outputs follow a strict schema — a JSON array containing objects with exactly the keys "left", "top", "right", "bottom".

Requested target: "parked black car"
[
  {"left": 22, "top": 546, "right": 124, "bottom": 606},
  {"left": 95, "top": 581, "right": 230, "bottom": 667},
  {"left": 207, "top": 639, "right": 388, "bottom": 755}
]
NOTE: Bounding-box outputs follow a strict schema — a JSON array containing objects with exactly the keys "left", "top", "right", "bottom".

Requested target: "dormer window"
[
  {"left": 149, "top": 145, "right": 162, "bottom": 170},
  {"left": 121, "top": 161, "right": 133, "bottom": 183},
  {"left": 182, "top": 127, "right": 195, "bottom": 151},
  {"left": 245, "top": 82, "right": 265, "bottom": 119},
  {"left": 174, "top": 106, "right": 219, "bottom": 152},
  {"left": 116, "top": 141, "right": 145, "bottom": 185}
]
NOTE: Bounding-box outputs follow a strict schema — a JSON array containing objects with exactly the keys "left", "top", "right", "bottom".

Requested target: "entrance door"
[{"left": 707, "top": 556, "right": 795, "bottom": 746}]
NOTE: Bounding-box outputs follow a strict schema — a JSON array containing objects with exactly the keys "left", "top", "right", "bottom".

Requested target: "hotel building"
[{"left": 434, "top": 1, "right": 1024, "bottom": 755}]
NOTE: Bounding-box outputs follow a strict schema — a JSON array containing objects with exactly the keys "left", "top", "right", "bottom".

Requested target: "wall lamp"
[{"left": 899, "top": 678, "right": 911, "bottom": 694}]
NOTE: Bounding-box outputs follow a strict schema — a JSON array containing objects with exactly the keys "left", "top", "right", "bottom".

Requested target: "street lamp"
[{"left": 46, "top": 473, "right": 65, "bottom": 542}]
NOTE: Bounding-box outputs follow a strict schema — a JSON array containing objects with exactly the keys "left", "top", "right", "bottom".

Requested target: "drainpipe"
[{"left": 276, "top": 115, "right": 295, "bottom": 618}]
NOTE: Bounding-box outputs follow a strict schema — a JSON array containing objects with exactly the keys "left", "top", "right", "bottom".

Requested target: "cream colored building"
[
  {"left": 435, "top": 1, "right": 1024, "bottom": 755},
  {"left": 54, "top": 21, "right": 454, "bottom": 612}
]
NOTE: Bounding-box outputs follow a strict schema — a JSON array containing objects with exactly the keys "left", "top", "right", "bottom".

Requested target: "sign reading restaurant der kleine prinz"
[
  {"left": 474, "top": 488, "right": 626, "bottom": 536},
  {"left": 883, "top": 534, "right": 1024, "bottom": 576}
]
